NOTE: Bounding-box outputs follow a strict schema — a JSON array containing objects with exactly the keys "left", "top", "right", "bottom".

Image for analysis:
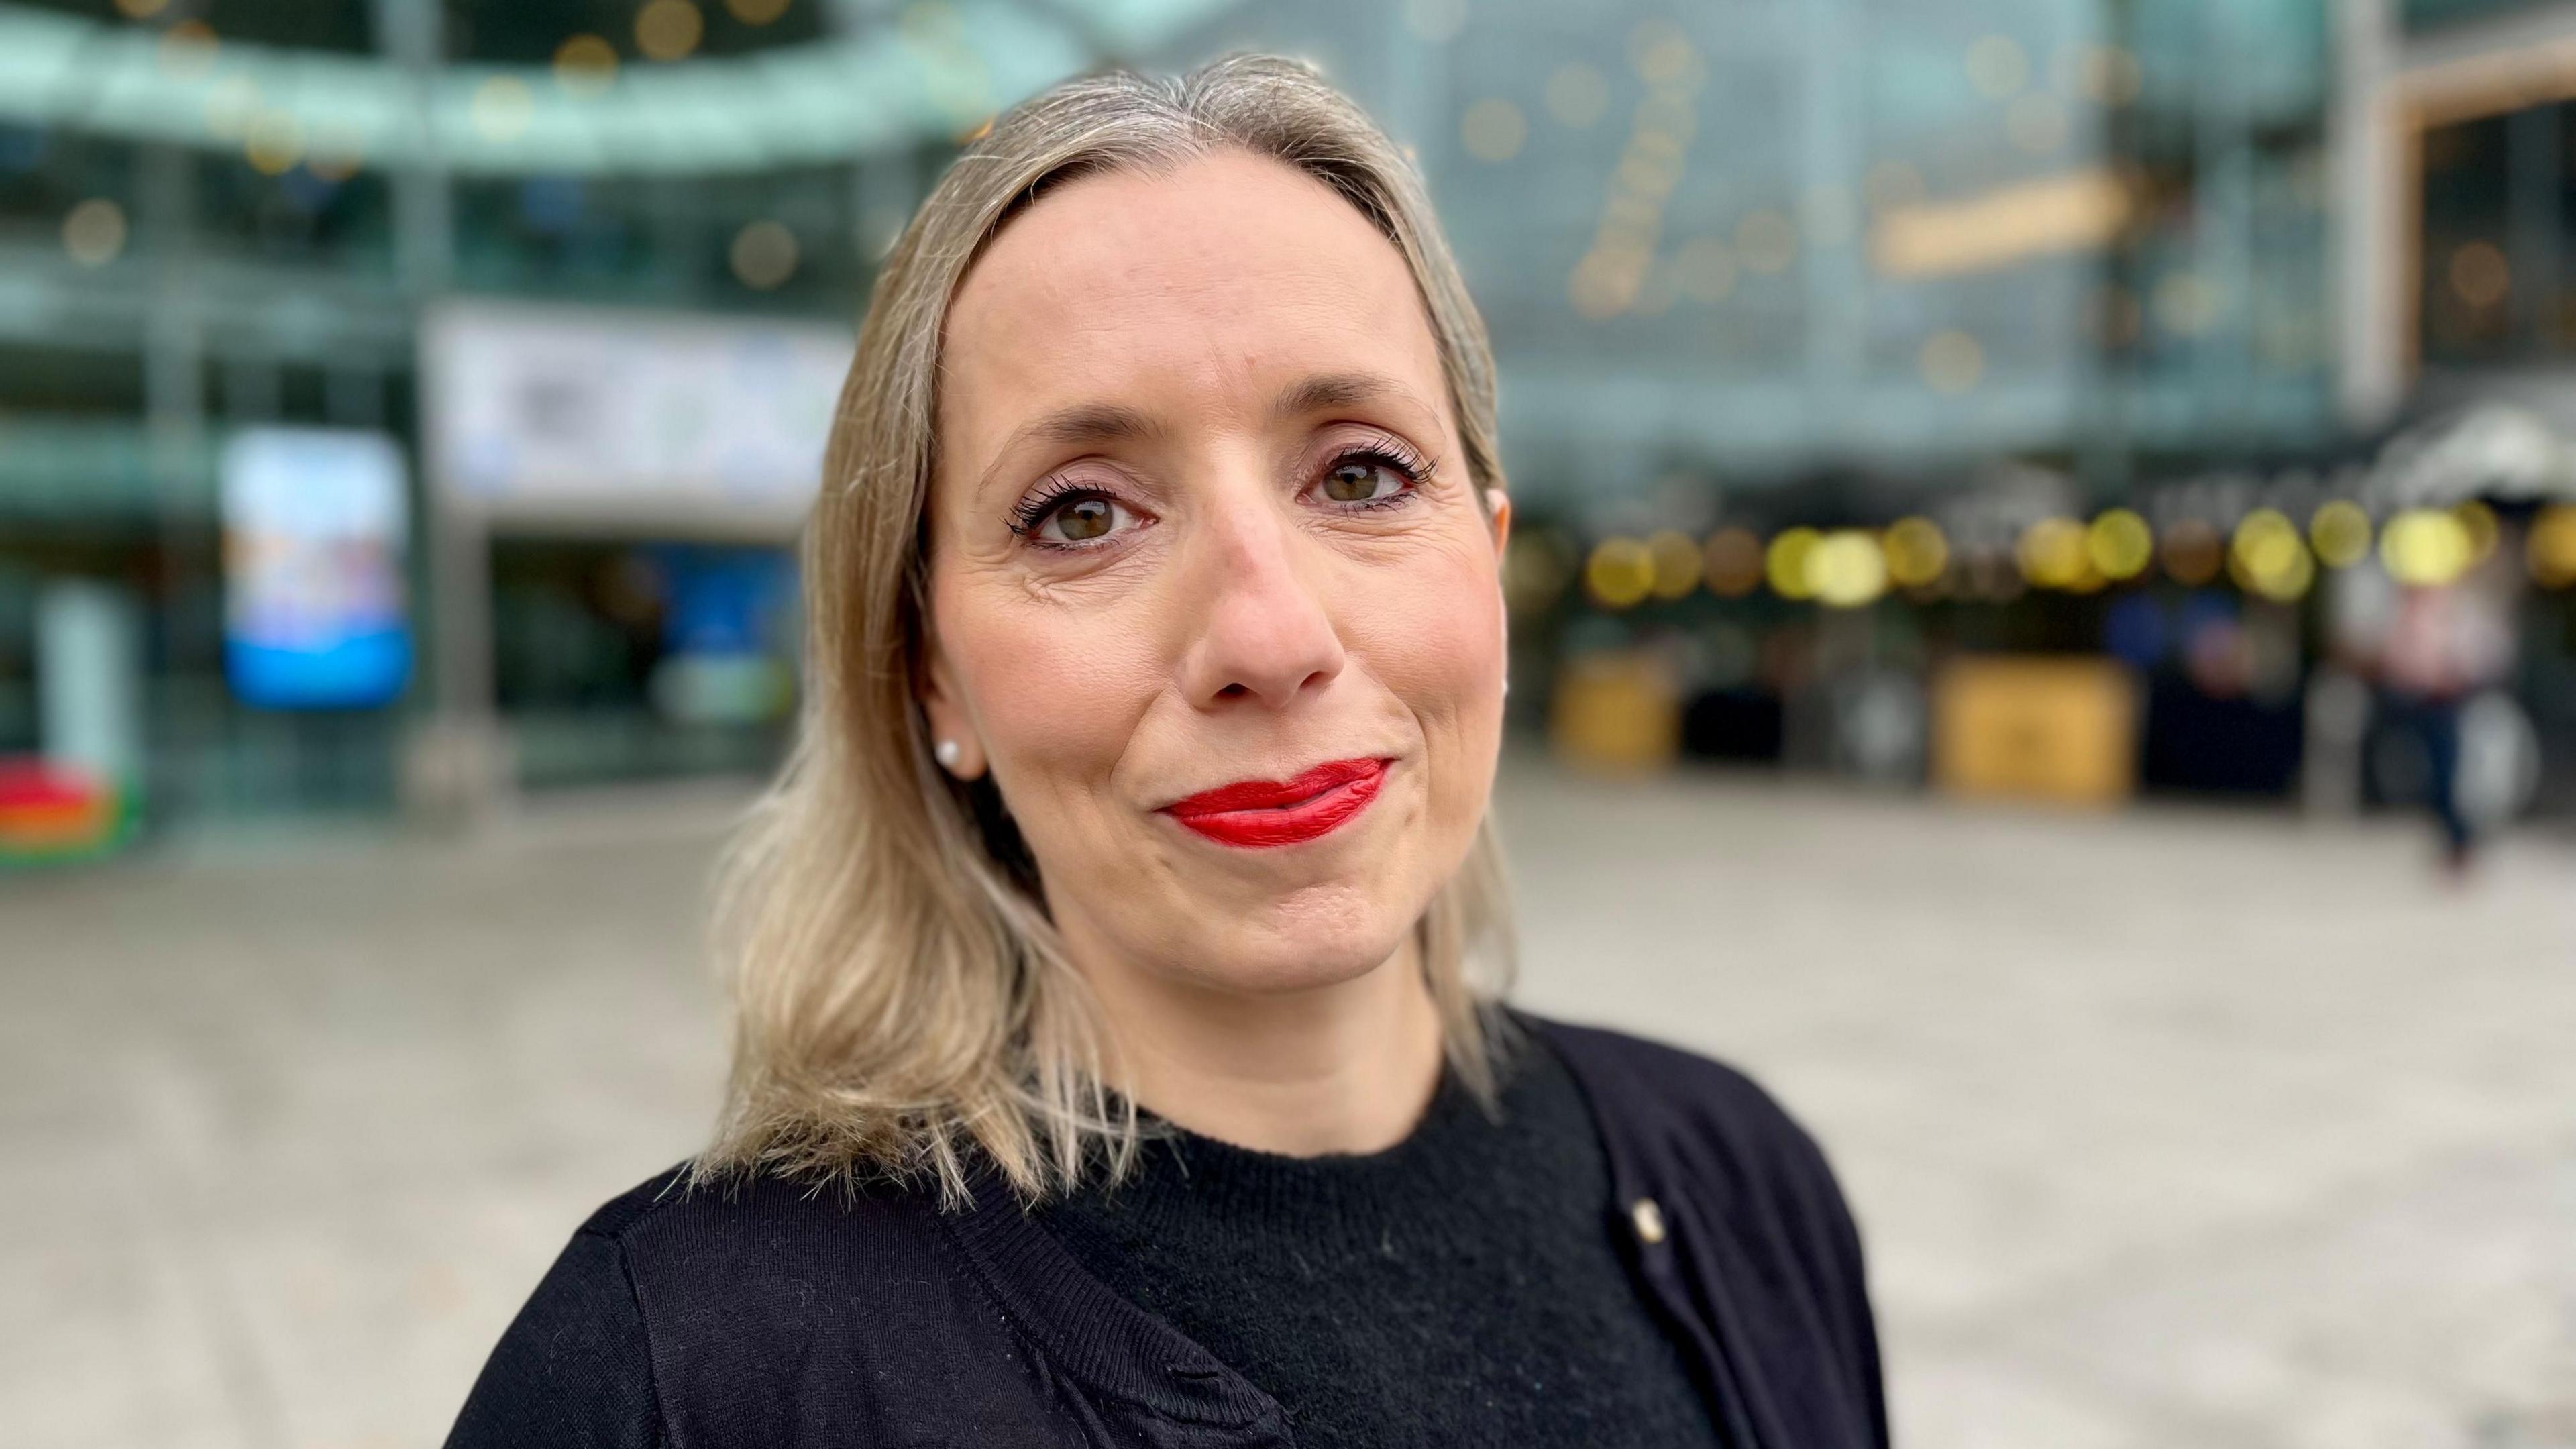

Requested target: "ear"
[
  {"left": 917, "top": 630, "right": 988, "bottom": 780},
  {"left": 1484, "top": 488, "right": 1513, "bottom": 559}
]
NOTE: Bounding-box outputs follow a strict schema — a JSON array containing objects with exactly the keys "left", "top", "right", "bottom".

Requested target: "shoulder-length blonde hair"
[{"left": 695, "top": 53, "right": 1518, "bottom": 1209}]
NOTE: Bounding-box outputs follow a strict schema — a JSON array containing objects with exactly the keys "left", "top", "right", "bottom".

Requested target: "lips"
[{"left": 1159, "top": 757, "right": 1391, "bottom": 849}]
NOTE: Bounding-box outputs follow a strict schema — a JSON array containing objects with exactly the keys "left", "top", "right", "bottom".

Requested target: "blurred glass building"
[{"left": 1, "top": 0, "right": 2571, "bottom": 843}]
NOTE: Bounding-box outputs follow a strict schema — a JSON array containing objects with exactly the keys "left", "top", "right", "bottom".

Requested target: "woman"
[{"left": 449, "top": 55, "right": 1884, "bottom": 1449}]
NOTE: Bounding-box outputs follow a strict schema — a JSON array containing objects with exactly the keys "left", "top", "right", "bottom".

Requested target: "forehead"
[{"left": 940, "top": 149, "right": 1444, "bottom": 438}]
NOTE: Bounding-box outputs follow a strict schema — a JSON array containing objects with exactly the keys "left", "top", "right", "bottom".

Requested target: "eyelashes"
[
  {"left": 1008, "top": 475, "right": 1104, "bottom": 537},
  {"left": 1006, "top": 432, "right": 1438, "bottom": 549}
]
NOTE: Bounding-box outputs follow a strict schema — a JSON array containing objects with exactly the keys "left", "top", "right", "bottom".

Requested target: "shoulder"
[
  {"left": 1517, "top": 1009, "right": 1829, "bottom": 1167},
  {"left": 572, "top": 1160, "right": 958, "bottom": 1303},
  {"left": 446, "top": 1174, "right": 684, "bottom": 1448},
  {"left": 1516, "top": 1006, "right": 1887, "bottom": 1442},
  {"left": 452, "top": 1163, "right": 977, "bottom": 1447},
  {"left": 1513, "top": 1008, "right": 1858, "bottom": 1241}
]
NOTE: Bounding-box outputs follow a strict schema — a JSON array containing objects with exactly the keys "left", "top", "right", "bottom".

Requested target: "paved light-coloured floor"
[{"left": 4, "top": 763, "right": 2571, "bottom": 1448}]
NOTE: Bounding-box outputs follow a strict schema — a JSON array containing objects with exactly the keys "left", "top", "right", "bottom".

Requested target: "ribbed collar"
[
  {"left": 932, "top": 1008, "right": 1589, "bottom": 1439},
  {"left": 1057, "top": 1038, "right": 1532, "bottom": 1256}
]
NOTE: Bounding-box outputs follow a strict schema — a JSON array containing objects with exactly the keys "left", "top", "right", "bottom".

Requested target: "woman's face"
[{"left": 922, "top": 148, "right": 1509, "bottom": 998}]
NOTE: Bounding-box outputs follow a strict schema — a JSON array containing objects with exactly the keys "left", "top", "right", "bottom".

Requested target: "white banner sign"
[{"left": 423, "top": 301, "right": 853, "bottom": 533}]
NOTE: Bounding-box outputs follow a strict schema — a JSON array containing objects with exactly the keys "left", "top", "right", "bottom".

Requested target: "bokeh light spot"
[
  {"left": 2017, "top": 517, "right": 2088, "bottom": 589},
  {"left": 2086, "top": 508, "right": 2153, "bottom": 581},
  {"left": 1766, "top": 527, "right": 1821, "bottom": 600},
  {"left": 637, "top": 0, "right": 705, "bottom": 61},
  {"left": 2449, "top": 241, "right": 2509, "bottom": 308},
  {"left": 1460, "top": 98, "right": 1528, "bottom": 163},
  {"left": 2454, "top": 500, "right": 2499, "bottom": 565},
  {"left": 1586, "top": 537, "right": 1656, "bottom": 610},
  {"left": 2528, "top": 504, "right": 2576, "bottom": 588},
  {"left": 730, "top": 220, "right": 799, "bottom": 290},
  {"left": 1807, "top": 531, "right": 1890, "bottom": 608},
  {"left": 470, "top": 76, "right": 533, "bottom": 142},
  {"left": 553, "top": 34, "right": 619, "bottom": 95},
  {"left": 2381, "top": 508, "right": 2473, "bottom": 586},
  {"left": 2308, "top": 499, "right": 2373, "bottom": 568},
  {"left": 1882, "top": 517, "right": 1948, "bottom": 588},
  {"left": 2161, "top": 519, "right": 2224, "bottom": 586},
  {"left": 61, "top": 198, "right": 127, "bottom": 267},
  {"left": 1646, "top": 529, "right": 1703, "bottom": 600},
  {"left": 1703, "top": 527, "right": 1764, "bottom": 598}
]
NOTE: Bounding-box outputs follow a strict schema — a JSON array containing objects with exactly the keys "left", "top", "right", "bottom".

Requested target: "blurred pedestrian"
[
  {"left": 445, "top": 56, "right": 1884, "bottom": 1449},
  {"left": 2377, "top": 570, "right": 2515, "bottom": 875}
]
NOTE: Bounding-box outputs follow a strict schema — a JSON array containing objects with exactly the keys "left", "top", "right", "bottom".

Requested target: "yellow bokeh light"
[
  {"left": 1702, "top": 527, "right": 1764, "bottom": 598},
  {"left": 1807, "top": 530, "right": 1890, "bottom": 608},
  {"left": 727, "top": 0, "right": 793, "bottom": 22},
  {"left": 2229, "top": 509, "right": 2314, "bottom": 602},
  {"left": 1766, "top": 527, "right": 1821, "bottom": 600},
  {"left": 2380, "top": 508, "right": 2473, "bottom": 586},
  {"left": 636, "top": 0, "right": 704, "bottom": 61},
  {"left": 2528, "top": 504, "right": 2576, "bottom": 588},
  {"left": 1585, "top": 537, "right": 1656, "bottom": 609},
  {"left": 2454, "top": 500, "right": 2499, "bottom": 565},
  {"left": 1882, "top": 516, "right": 1949, "bottom": 588},
  {"left": 554, "top": 34, "right": 619, "bottom": 95},
  {"left": 1568, "top": 247, "right": 1646, "bottom": 319},
  {"left": 2086, "top": 508, "right": 2153, "bottom": 581},
  {"left": 2015, "top": 516, "right": 2087, "bottom": 588},
  {"left": 469, "top": 76, "right": 532, "bottom": 142},
  {"left": 244, "top": 109, "right": 304, "bottom": 174},
  {"left": 1645, "top": 529, "right": 1703, "bottom": 600},
  {"left": 2308, "top": 499, "right": 2373, "bottom": 568}
]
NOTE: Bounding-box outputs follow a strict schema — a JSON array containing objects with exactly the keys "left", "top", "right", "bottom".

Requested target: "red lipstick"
[{"left": 1159, "top": 757, "right": 1391, "bottom": 848}]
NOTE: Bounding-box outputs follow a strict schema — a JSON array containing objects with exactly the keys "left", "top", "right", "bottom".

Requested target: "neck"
[{"left": 1072, "top": 932, "right": 1446, "bottom": 1158}]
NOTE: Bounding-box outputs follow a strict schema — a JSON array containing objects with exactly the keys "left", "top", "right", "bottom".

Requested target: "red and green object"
[{"left": 0, "top": 760, "right": 130, "bottom": 865}]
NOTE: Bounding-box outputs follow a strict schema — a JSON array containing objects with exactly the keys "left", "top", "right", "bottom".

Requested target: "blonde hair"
[{"left": 694, "top": 54, "right": 1518, "bottom": 1209}]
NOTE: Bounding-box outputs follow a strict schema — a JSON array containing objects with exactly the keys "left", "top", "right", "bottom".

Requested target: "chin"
[{"left": 1191, "top": 881, "right": 1414, "bottom": 995}]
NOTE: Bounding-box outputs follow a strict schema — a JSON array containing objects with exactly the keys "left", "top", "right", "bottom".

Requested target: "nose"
[{"left": 1177, "top": 495, "right": 1346, "bottom": 709}]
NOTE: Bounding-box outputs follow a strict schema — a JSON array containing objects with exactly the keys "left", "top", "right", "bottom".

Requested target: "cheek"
[
  {"left": 1343, "top": 537, "right": 1505, "bottom": 744},
  {"left": 940, "top": 579, "right": 1163, "bottom": 810}
]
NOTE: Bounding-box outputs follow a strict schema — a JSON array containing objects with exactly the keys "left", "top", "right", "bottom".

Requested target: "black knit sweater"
[{"left": 1034, "top": 1032, "right": 1724, "bottom": 1448}]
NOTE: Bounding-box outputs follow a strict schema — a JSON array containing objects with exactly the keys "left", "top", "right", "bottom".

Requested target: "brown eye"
[
  {"left": 1051, "top": 497, "right": 1113, "bottom": 540},
  {"left": 1322, "top": 459, "right": 1403, "bottom": 504},
  {"left": 1030, "top": 492, "right": 1134, "bottom": 545}
]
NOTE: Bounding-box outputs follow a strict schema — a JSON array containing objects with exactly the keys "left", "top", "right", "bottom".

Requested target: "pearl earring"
[{"left": 934, "top": 739, "right": 961, "bottom": 769}]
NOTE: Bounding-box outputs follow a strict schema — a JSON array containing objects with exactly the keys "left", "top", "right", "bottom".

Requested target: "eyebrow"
[
  {"left": 1271, "top": 371, "right": 1408, "bottom": 420},
  {"left": 975, "top": 372, "right": 1426, "bottom": 498},
  {"left": 975, "top": 402, "right": 1163, "bottom": 500}
]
